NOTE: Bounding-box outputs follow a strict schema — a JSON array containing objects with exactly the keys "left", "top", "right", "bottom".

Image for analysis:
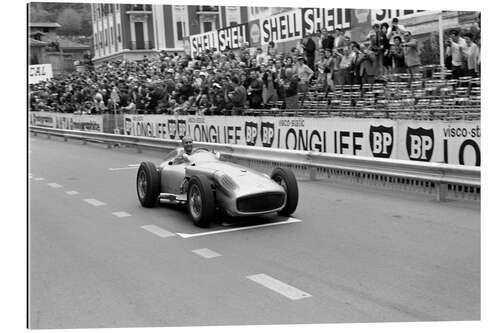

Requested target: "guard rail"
[{"left": 29, "top": 126, "right": 480, "bottom": 202}]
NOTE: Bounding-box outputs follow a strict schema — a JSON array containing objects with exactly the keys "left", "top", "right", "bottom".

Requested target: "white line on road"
[
  {"left": 47, "top": 183, "right": 63, "bottom": 188},
  {"left": 247, "top": 274, "right": 312, "bottom": 300},
  {"left": 112, "top": 211, "right": 131, "bottom": 218},
  {"left": 108, "top": 166, "right": 138, "bottom": 171},
  {"left": 83, "top": 198, "right": 106, "bottom": 206},
  {"left": 34, "top": 177, "right": 45, "bottom": 181},
  {"left": 192, "top": 248, "right": 221, "bottom": 259},
  {"left": 141, "top": 224, "right": 175, "bottom": 238},
  {"left": 176, "top": 218, "right": 302, "bottom": 238},
  {"left": 128, "top": 164, "right": 140, "bottom": 167},
  {"left": 65, "top": 191, "right": 79, "bottom": 195}
]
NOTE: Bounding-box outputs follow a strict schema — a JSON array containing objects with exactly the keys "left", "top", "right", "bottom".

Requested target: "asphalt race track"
[{"left": 28, "top": 134, "right": 480, "bottom": 329}]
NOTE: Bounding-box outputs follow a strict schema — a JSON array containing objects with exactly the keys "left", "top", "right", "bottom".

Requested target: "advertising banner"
[
  {"left": 123, "top": 115, "right": 480, "bottom": 166},
  {"left": 189, "top": 23, "right": 249, "bottom": 57},
  {"left": 301, "top": 8, "right": 352, "bottom": 36},
  {"left": 260, "top": 9, "right": 302, "bottom": 44},
  {"left": 29, "top": 64, "right": 53, "bottom": 84},
  {"left": 30, "top": 112, "right": 104, "bottom": 132},
  {"left": 371, "top": 9, "right": 429, "bottom": 24}
]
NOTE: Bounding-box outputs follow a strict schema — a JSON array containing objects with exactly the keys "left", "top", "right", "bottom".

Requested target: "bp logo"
[
  {"left": 260, "top": 122, "right": 275, "bottom": 148},
  {"left": 124, "top": 117, "right": 132, "bottom": 136},
  {"left": 369, "top": 125, "right": 394, "bottom": 158},
  {"left": 406, "top": 127, "right": 434, "bottom": 161},
  {"left": 245, "top": 121, "right": 258, "bottom": 146}
]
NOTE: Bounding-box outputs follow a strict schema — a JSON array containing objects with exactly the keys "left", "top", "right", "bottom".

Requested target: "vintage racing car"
[{"left": 136, "top": 148, "right": 299, "bottom": 228}]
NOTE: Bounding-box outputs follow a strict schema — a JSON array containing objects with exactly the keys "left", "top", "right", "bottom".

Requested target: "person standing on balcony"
[
  {"left": 462, "top": 32, "right": 480, "bottom": 77},
  {"left": 445, "top": 29, "right": 467, "bottom": 79},
  {"left": 402, "top": 31, "right": 421, "bottom": 80}
]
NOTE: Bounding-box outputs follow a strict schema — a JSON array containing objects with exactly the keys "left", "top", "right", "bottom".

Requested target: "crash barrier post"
[{"left": 29, "top": 126, "right": 480, "bottom": 202}]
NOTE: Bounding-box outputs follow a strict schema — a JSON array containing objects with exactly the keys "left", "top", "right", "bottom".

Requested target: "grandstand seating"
[{"left": 246, "top": 65, "right": 480, "bottom": 120}]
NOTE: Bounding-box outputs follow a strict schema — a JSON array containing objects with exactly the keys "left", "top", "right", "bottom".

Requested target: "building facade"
[{"left": 91, "top": 3, "right": 247, "bottom": 62}]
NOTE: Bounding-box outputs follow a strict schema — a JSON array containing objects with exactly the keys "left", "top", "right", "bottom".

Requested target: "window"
[
  {"left": 104, "top": 29, "right": 107, "bottom": 46},
  {"left": 203, "top": 21, "right": 212, "bottom": 32},
  {"left": 110, "top": 27, "right": 114, "bottom": 44},
  {"left": 117, "top": 23, "right": 121, "bottom": 42},
  {"left": 176, "top": 21, "right": 183, "bottom": 41}
]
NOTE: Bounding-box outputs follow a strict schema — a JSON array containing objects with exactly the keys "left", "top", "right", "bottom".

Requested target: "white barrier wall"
[
  {"left": 123, "top": 115, "right": 480, "bottom": 166},
  {"left": 30, "top": 112, "right": 104, "bottom": 132}
]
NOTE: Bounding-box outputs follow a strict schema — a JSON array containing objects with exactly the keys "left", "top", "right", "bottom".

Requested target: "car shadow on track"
[{"left": 158, "top": 200, "right": 296, "bottom": 231}]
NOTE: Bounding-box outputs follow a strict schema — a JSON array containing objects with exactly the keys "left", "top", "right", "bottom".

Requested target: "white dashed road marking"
[
  {"left": 65, "top": 191, "right": 79, "bottom": 195},
  {"left": 47, "top": 183, "right": 63, "bottom": 188},
  {"left": 247, "top": 274, "right": 312, "bottom": 300},
  {"left": 176, "top": 218, "right": 302, "bottom": 238},
  {"left": 83, "top": 198, "right": 106, "bottom": 206},
  {"left": 108, "top": 166, "right": 138, "bottom": 171},
  {"left": 112, "top": 211, "right": 131, "bottom": 218},
  {"left": 141, "top": 225, "right": 175, "bottom": 238},
  {"left": 192, "top": 248, "right": 221, "bottom": 259},
  {"left": 128, "top": 164, "right": 140, "bottom": 167},
  {"left": 34, "top": 177, "right": 45, "bottom": 181}
]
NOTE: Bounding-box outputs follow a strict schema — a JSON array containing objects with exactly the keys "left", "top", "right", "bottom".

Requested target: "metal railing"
[{"left": 29, "top": 126, "right": 480, "bottom": 202}]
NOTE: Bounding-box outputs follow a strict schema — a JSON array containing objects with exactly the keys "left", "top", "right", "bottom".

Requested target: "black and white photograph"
[{"left": 20, "top": 0, "right": 491, "bottom": 331}]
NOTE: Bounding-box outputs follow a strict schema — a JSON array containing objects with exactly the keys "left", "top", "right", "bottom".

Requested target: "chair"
[
  {"left": 470, "top": 77, "right": 481, "bottom": 87},
  {"left": 416, "top": 98, "right": 430, "bottom": 109},
  {"left": 456, "top": 87, "right": 469, "bottom": 97},
  {"left": 458, "top": 76, "right": 472, "bottom": 88}
]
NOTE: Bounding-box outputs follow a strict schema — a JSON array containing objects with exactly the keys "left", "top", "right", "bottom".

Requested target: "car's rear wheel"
[
  {"left": 187, "top": 175, "right": 215, "bottom": 228},
  {"left": 137, "top": 161, "right": 160, "bottom": 207},
  {"left": 271, "top": 167, "right": 299, "bottom": 216}
]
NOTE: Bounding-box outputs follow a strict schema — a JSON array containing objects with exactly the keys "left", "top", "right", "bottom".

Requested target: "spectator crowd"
[{"left": 30, "top": 17, "right": 480, "bottom": 115}]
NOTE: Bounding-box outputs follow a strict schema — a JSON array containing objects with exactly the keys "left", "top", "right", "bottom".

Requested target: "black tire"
[
  {"left": 271, "top": 167, "right": 299, "bottom": 216},
  {"left": 136, "top": 161, "right": 161, "bottom": 207},
  {"left": 187, "top": 175, "right": 215, "bottom": 228}
]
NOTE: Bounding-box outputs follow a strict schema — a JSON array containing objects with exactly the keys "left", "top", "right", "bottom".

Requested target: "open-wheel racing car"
[{"left": 136, "top": 148, "right": 299, "bottom": 228}]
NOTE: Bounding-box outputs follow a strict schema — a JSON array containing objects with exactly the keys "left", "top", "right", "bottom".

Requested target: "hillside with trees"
[{"left": 29, "top": 2, "right": 92, "bottom": 37}]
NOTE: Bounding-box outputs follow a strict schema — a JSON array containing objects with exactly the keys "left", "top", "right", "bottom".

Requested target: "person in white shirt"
[
  {"left": 445, "top": 29, "right": 467, "bottom": 79},
  {"left": 462, "top": 32, "right": 480, "bottom": 77},
  {"left": 386, "top": 17, "right": 406, "bottom": 45},
  {"left": 295, "top": 57, "right": 314, "bottom": 93},
  {"left": 255, "top": 47, "right": 267, "bottom": 65}
]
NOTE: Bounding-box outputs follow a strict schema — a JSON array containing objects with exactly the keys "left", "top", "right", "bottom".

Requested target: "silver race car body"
[
  {"left": 158, "top": 148, "right": 286, "bottom": 216},
  {"left": 136, "top": 147, "right": 298, "bottom": 227}
]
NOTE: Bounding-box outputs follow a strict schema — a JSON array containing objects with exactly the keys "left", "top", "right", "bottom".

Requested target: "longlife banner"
[
  {"left": 123, "top": 115, "right": 480, "bottom": 166},
  {"left": 30, "top": 112, "right": 104, "bottom": 132},
  {"left": 29, "top": 64, "right": 53, "bottom": 84}
]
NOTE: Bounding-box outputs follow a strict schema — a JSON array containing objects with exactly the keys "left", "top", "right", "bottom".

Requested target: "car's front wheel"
[
  {"left": 271, "top": 167, "right": 299, "bottom": 216},
  {"left": 136, "top": 161, "right": 160, "bottom": 207},
  {"left": 187, "top": 175, "right": 215, "bottom": 228}
]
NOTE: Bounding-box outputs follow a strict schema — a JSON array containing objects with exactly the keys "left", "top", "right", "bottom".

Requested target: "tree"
[
  {"left": 57, "top": 8, "right": 82, "bottom": 35},
  {"left": 30, "top": 6, "right": 52, "bottom": 22}
]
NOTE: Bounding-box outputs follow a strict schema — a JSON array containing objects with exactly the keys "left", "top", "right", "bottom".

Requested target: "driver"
[{"left": 182, "top": 136, "right": 193, "bottom": 155}]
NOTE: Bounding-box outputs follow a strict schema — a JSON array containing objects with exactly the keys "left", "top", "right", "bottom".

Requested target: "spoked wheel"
[
  {"left": 187, "top": 175, "right": 215, "bottom": 228},
  {"left": 271, "top": 167, "right": 299, "bottom": 216},
  {"left": 136, "top": 161, "right": 160, "bottom": 207}
]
